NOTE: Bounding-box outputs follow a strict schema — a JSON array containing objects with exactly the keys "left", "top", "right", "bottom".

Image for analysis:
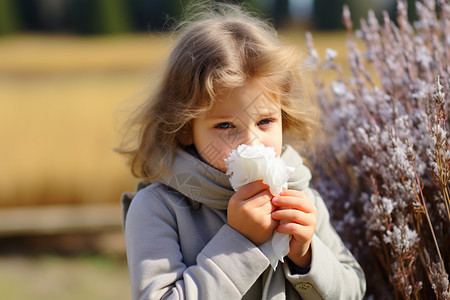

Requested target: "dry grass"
[
  {"left": 0, "top": 34, "right": 173, "bottom": 206},
  {"left": 0, "top": 255, "right": 130, "bottom": 300},
  {"left": 0, "top": 31, "right": 347, "bottom": 207}
]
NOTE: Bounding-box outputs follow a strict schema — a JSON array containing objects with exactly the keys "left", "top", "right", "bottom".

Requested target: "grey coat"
[{"left": 122, "top": 145, "right": 366, "bottom": 299}]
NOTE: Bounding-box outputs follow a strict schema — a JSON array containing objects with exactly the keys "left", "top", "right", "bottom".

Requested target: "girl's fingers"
[
  {"left": 272, "top": 191, "right": 316, "bottom": 213},
  {"left": 271, "top": 209, "right": 314, "bottom": 225},
  {"left": 235, "top": 180, "right": 269, "bottom": 200},
  {"left": 275, "top": 222, "right": 315, "bottom": 243},
  {"left": 245, "top": 189, "right": 274, "bottom": 208}
]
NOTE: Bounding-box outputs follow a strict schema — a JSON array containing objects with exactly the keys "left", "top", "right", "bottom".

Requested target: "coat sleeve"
[
  {"left": 124, "top": 187, "right": 271, "bottom": 300},
  {"left": 283, "top": 188, "right": 366, "bottom": 299}
]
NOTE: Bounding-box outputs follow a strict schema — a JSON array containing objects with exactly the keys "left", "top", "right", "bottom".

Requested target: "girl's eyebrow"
[
  {"left": 206, "top": 114, "right": 235, "bottom": 120},
  {"left": 246, "top": 111, "right": 281, "bottom": 120},
  {"left": 207, "top": 111, "right": 280, "bottom": 120}
]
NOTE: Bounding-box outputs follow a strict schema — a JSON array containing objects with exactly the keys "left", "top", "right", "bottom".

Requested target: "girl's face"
[{"left": 192, "top": 80, "right": 283, "bottom": 172}]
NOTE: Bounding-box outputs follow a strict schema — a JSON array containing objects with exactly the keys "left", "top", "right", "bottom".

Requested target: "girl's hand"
[
  {"left": 271, "top": 190, "right": 317, "bottom": 268},
  {"left": 227, "top": 181, "right": 279, "bottom": 246}
]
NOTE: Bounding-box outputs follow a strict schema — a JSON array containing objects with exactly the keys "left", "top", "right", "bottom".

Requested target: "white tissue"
[
  {"left": 225, "top": 144, "right": 292, "bottom": 269},
  {"left": 225, "top": 144, "right": 289, "bottom": 195}
]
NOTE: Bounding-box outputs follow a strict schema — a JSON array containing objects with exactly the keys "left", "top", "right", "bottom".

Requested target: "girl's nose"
[{"left": 241, "top": 128, "right": 260, "bottom": 146}]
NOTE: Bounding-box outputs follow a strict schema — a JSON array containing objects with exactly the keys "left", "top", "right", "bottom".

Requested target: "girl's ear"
[{"left": 177, "top": 123, "right": 193, "bottom": 146}]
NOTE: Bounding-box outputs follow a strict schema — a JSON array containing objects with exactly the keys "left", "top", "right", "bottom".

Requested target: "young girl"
[{"left": 120, "top": 3, "right": 366, "bottom": 299}]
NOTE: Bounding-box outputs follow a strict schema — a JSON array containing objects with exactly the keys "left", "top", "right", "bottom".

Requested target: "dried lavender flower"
[{"left": 307, "top": 0, "right": 450, "bottom": 298}]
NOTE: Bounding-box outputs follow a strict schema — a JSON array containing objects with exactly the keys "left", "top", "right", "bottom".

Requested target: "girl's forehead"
[
  {"left": 216, "top": 80, "right": 280, "bottom": 104},
  {"left": 206, "top": 86, "right": 280, "bottom": 118}
]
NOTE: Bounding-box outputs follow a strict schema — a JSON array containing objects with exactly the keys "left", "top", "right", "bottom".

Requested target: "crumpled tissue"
[{"left": 225, "top": 144, "right": 294, "bottom": 269}]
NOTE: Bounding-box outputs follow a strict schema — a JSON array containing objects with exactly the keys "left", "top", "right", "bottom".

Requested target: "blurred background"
[{"left": 0, "top": 0, "right": 416, "bottom": 299}]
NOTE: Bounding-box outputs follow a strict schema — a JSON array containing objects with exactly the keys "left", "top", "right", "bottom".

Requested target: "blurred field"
[
  {"left": 0, "top": 255, "right": 130, "bottom": 300},
  {"left": 0, "top": 34, "right": 174, "bottom": 206},
  {"left": 0, "top": 31, "right": 348, "bottom": 207}
]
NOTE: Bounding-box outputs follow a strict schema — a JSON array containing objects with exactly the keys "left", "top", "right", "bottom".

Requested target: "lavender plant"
[{"left": 307, "top": 0, "right": 449, "bottom": 298}]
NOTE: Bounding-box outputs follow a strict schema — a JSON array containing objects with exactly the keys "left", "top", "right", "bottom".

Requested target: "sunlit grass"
[
  {"left": 0, "top": 31, "right": 347, "bottom": 206},
  {"left": 0, "top": 34, "right": 175, "bottom": 206},
  {"left": 0, "top": 255, "right": 130, "bottom": 300},
  {"left": 0, "top": 34, "right": 173, "bottom": 75}
]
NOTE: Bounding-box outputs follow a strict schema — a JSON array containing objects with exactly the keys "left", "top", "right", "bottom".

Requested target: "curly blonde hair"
[{"left": 118, "top": 3, "right": 319, "bottom": 180}]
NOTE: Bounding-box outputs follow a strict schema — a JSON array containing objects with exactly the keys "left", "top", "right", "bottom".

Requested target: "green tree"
[
  {"left": 69, "top": 0, "right": 131, "bottom": 35},
  {"left": 273, "top": 0, "right": 289, "bottom": 28},
  {"left": 127, "top": 0, "right": 176, "bottom": 31},
  {"left": 0, "top": 0, "right": 20, "bottom": 35},
  {"left": 313, "top": 0, "right": 345, "bottom": 29}
]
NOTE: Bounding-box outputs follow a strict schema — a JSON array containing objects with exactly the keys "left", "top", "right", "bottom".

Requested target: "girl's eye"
[
  {"left": 215, "top": 122, "right": 233, "bottom": 129},
  {"left": 258, "top": 119, "right": 273, "bottom": 126}
]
